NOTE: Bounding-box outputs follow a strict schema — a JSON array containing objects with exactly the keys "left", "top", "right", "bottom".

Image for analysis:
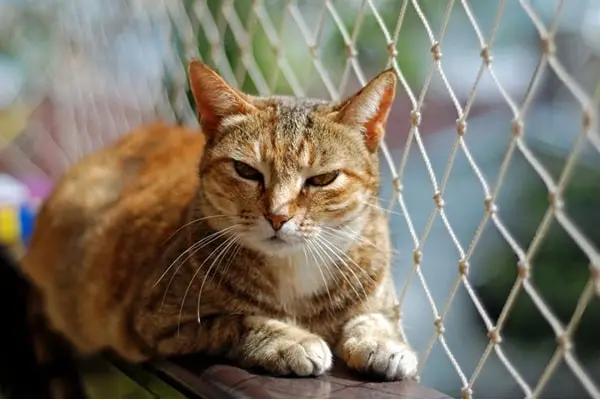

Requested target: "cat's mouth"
[{"left": 268, "top": 235, "right": 286, "bottom": 243}]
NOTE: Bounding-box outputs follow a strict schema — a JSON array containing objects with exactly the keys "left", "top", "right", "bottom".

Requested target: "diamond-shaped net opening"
[{"left": 1, "top": 1, "right": 599, "bottom": 398}]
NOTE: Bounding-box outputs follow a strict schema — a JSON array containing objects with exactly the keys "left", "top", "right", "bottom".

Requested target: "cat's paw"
[
  {"left": 247, "top": 333, "right": 333, "bottom": 377},
  {"left": 340, "top": 337, "right": 418, "bottom": 381}
]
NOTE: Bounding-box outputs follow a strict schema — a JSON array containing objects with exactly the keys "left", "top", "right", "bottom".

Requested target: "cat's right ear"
[{"left": 188, "top": 61, "right": 256, "bottom": 135}]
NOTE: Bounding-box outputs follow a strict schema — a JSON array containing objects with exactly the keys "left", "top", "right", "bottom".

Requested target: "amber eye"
[
  {"left": 233, "top": 160, "right": 263, "bottom": 181},
  {"left": 306, "top": 171, "right": 340, "bottom": 187}
]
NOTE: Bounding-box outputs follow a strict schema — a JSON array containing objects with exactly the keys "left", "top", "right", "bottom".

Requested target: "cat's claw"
[{"left": 342, "top": 338, "right": 418, "bottom": 381}]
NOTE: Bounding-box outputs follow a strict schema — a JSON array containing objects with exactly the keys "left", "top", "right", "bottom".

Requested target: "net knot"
[
  {"left": 487, "top": 327, "right": 502, "bottom": 344},
  {"left": 582, "top": 108, "right": 594, "bottom": 130},
  {"left": 480, "top": 46, "right": 492, "bottom": 65},
  {"left": 456, "top": 119, "right": 467, "bottom": 136},
  {"left": 410, "top": 109, "right": 422, "bottom": 126},
  {"left": 540, "top": 35, "right": 556, "bottom": 56},
  {"left": 484, "top": 197, "right": 497, "bottom": 215},
  {"left": 413, "top": 249, "right": 422, "bottom": 264},
  {"left": 430, "top": 42, "right": 442, "bottom": 61},
  {"left": 517, "top": 260, "right": 530, "bottom": 279},
  {"left": 548, "top": 192, "right": 564, "bottom": 210},
  {"left": 392, "top": 177, "right": 403, "bottom": 193},
  {"left": 386, "top": 42, "right": 398, "bottom": 58},
  {"left": 461, "top": 386, "right": 473, "bottom": 399},
  {"left": 591, "top": 267, "right": 600, "bottom": 295},
  {"left": 433, "top": 191, "right": 445, "bottom": 209},
  {"left": 511, "top": 119, "right": 523, "bottom": 137},
  {"left": 556, "top": 333, "right": 573, "bottom": 351},
  {"left": 308, "top": 44, "right": 318, "bottom": 58},
  {"left": 458, "top": 258, "right": 469, "bottom": 275},
  {"left": 433, "top": 317, "right": 445, "bottom": 334},
  {"left": 345, "top": 43, "right": 358, "bottom": 58}
]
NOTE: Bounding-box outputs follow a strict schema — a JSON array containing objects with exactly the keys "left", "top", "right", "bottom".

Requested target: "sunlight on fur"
[{"left": 21, "top": 61, "right": 418, "bottom": 382}]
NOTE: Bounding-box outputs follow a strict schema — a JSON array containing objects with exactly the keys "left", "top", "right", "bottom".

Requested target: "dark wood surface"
[{"left": 150, "top": 355, "right": 451, "bottom": 399}]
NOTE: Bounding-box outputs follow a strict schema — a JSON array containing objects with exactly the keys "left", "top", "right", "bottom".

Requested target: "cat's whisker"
[
  {"left": 160, "top": 214, "right": 229, "bottom": 247},
  {"left": 155, "top": 224, "right": 238, "bottom": 290},
  {"left": 322, "top": 226, "right": 400, "bottom": 258},
  {"left": 366, "top": 194, "right": 395, "bottom": 204},
  {"left": 316, "top": 235, "right": 373, "bottom": 312},
  {"left": 309, "top": 237, "right": 365, "bottom": 306},
  {"left": 319, "top": 231, "right": 377, "bottom": 285},
  {"left": 306, "top": 238, "right": 334, "bottom": 283},
  {"left": 176, "top": 230, "right": 240, "bottom": 335},
  {"left": 321, "top": 226, "right": 370, "bottom": 248},
  {"left": 305, "top": 239, "right": 333, "bottom": 284},
  {"left": 197, "top": 233, "right": 242, "bottom": 323},
  {"left": 217, "top": 240, "right": 243, "bottom": 290},
  {"left": 361, "top": 202, "right": 404, "bottom": 218},
  {"left": 159, "top": 226, "right": 240, "bottom": 313},
  {"left": 303, "top": 240, "right": 333, "bottom": 306}
]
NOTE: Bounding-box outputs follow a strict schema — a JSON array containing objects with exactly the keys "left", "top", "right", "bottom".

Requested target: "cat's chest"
[{"left": 273, "top": 255, "right": 331, "bottom": 312}]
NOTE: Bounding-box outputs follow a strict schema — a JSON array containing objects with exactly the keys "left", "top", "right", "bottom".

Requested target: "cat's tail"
[{"left": 0, "top": 245, "right": 85, "bottom": 399}]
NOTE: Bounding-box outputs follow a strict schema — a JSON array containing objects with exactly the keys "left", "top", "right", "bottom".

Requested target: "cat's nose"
[{"left": 264, "top": 213, "right": 290, "bottom": 231}]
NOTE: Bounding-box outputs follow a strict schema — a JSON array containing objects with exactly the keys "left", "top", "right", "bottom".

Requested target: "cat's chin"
[{"left": 244, "top": 237, "right": 306, "bottom": 258}]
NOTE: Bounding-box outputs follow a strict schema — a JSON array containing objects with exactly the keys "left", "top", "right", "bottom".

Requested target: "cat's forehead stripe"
[
  {"left": 271, "top": 98, "right": 328, "bottom": 165},
  {"left": 274, "top": 103, "right": 309, "bottom": 140}
]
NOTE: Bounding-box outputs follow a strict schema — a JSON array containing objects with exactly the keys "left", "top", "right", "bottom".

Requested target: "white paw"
[
  {"left": 283, "top": 335, "right": 333, "bottom": 376},
  {"left": 343, "top": 338, "right": 419, "bottom": 381},
  {"left": 252, "top": 334, "right": 333, "bottom": 377}
]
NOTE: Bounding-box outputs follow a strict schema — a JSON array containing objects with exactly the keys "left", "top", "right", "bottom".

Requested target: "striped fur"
[{"left": 20, "top": 61, "right": 417, "bottom": 382}]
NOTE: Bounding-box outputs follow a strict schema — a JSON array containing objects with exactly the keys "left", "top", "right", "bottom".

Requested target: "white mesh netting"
[{"left": 1, "top": 0, "right": 599, "bottom": 398}]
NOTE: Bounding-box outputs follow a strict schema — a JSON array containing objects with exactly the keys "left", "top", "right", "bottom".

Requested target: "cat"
[{"left": 20, "top": 60, "right": 418, "bottom": 382}]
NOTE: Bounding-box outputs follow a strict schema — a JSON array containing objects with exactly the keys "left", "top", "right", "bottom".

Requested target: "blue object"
[{"left": 19, "top": 204, "right": 36, "bottom": 247}]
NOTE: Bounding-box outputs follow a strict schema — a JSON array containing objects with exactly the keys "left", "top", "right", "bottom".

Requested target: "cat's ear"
[
  {"left": 335, "top": 69, "right": 397, "bottom": 153},
  {"left": 188, "top": 60, "right": 256, "bottom": 135}
]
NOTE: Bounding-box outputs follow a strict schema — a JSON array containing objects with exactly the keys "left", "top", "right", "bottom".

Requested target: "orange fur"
[{"left": 21, "top": 62, "right": 418, "bottom": 380}]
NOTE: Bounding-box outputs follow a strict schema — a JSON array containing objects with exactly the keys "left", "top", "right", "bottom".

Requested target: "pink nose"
[{"left": 264, "top": 213, "right": 290, "bottom": 231}]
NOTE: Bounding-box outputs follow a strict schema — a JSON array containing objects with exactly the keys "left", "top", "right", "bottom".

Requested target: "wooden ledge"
[{"left": 146, "top": 355, "right": 451, "bottom": 399}]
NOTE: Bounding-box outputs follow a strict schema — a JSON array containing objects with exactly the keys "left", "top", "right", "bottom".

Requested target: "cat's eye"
[
  {"left": 306, "top": 171, "right": 340, "bottom": 187},
  {"left": 233, "top": 160, "right": 263, "bottom": 181}
]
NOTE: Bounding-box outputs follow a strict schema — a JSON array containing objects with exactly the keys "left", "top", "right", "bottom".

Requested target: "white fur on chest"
[{"left": 274, "top": 253, "right": 330, "bottom": 306}]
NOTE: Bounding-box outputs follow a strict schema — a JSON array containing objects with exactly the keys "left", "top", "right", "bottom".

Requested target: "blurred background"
[{"left": 1, "top": 0, "right": 599, "bottom": 398}]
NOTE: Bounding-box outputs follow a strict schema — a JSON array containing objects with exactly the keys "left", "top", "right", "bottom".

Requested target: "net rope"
[{"left": 1, "top": 0, "right": 599, "bottom": 398}]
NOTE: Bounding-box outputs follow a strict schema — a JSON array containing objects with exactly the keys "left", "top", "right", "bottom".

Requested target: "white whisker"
[
  {"left": 361, "top": 201, "right": 404, "bottom": 218},
  {"left": 320, "top": 231, "right": 377, "bottom": 284},
  {"left": 303, "top": 240, "right": 333, "bottom": 305},
  {"left": 197, "top": 233, "right": 241, "bottom": 323},
  {"left": 176, "top": 230, "right": 239, "bottom": 334},
  {"left": 155, "top": 224, "right": 238, "bottom": 291},
  {"left": 160, "top": 214, "right": 229, "bottom": 247},
  {"left": 316, "top": 235, "right": 373, "bottom": 312},
  {"left": 310, "top": 237, "right": 365, "bottom": 304}
]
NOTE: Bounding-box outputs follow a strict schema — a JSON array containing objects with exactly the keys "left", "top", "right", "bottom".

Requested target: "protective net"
[{"left": 1, "top": 0, "right": 599, "bottom": 398}]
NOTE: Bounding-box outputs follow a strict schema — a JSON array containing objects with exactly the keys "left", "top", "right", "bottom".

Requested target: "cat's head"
[{"left": 189, "top": 61, "right": 396, "bottom": 257}]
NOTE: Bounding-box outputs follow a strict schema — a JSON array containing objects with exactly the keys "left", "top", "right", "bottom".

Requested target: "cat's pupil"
[
  {"left": 306, "top": 171, "right": 339, "bottom": 187},
  {"left": 233, "top": 160, "right": 263, "bottom": 181}
]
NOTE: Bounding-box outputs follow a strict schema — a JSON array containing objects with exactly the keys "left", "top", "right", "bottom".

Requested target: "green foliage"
[
  {"left": 168, "top": 0, "right": 437, "bottom": 122},
  {"left": 476, "top": 147, "right": 600, "bottom": 356}
]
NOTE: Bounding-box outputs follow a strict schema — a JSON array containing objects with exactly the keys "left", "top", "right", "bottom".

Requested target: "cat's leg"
[
  {"left": 233, "top": 316, "right": 333, "bottom": 376},
  {"left": 154, "top": 315, "right": 332, "bottom": 377},
  {"left": 335, "top": 312, "right": 418, "bottom": 381}
]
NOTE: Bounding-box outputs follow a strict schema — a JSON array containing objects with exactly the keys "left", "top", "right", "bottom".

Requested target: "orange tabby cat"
[{"left": 21, "top": 61, "right": 418, "bottom": 380}]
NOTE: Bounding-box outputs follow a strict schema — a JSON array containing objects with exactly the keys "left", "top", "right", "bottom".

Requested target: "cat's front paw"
[
  {"left": 244, "top": 333, "right": 333, "bottom": 377},
  {"left": 340, "top": 337, "right": 418, "bottom": 381}
]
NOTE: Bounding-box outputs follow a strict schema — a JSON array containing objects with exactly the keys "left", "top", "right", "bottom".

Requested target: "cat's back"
[{"left": 22, "top": 123, "right": 205, "bottom": 358}]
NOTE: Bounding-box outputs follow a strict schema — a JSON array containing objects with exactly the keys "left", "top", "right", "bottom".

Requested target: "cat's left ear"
[
  {"left": 188, "top": 60, "right": 257, "bottom": 135},
  {"left": 335, "top": 69, "right": 397, "bottom": 153}
]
